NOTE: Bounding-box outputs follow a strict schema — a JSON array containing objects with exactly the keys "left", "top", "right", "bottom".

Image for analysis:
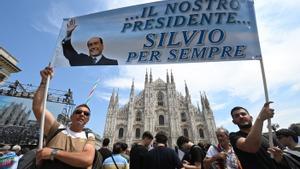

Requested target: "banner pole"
[
  {"left": 38, "top": 19, "right": 63, "bottom": 149},
  {"left": 38, "top": 75, "right": 51, "bottom": 149},
  {"left": 259, "top": 58, "right": 274, "bottom": 148}
]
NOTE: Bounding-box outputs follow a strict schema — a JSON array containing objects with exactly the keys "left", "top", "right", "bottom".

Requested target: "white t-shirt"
[{"left": 206, "top": 145, "right": 239, "bottom": 169}]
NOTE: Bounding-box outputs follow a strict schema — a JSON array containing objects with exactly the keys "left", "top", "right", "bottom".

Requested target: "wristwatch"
[{"left": 50, "top": 149, "right": 59, "bottom": 161}]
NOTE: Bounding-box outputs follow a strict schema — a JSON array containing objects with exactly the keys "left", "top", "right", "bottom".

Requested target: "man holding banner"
[
  {"left": 229, "top": 102, "right": 290, "bottom": 169},
  {"left": 32, "top": 67, "right": 96, "bottom": 169},
  {"left": 62, "top": 18, "right": 118, "bottom": 66}
]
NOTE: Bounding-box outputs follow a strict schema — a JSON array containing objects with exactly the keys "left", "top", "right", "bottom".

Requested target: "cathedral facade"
[{"left": 103, "top": 71, "right": 218, "bottom": 147}]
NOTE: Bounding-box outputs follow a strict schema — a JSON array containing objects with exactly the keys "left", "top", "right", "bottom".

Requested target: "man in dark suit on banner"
[{"left": 62, "top": 18, "right": 118, "bottom": 66}]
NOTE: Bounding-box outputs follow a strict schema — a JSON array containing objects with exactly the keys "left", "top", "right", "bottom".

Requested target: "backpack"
[{"left": 17, "top": 128, "right": 102, "bottom": 169}]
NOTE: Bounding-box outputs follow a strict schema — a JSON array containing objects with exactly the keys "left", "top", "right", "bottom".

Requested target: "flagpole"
[
  {"left": 86, "top": 78, "right": 100, "bottom": 105},
  {"left": 38, "top": 69, "right": 51, "bottom": 149},
  {"left": 259, "top": 58, "right": 273, "bottom": 148}
]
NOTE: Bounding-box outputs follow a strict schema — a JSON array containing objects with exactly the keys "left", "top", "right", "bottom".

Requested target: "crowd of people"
[
  {"left": 0, "top": 66, "right": 299, "bottom": 169},
  {"left": 0, "top": 124, "right": 39, "bottom": 146}
]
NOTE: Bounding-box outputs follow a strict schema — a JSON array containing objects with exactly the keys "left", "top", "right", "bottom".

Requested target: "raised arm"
[
  {"left": 32, "top": 66, "right": 56, "bottom": 135},
  {"left": 66, "top": 18, "right": 77, "bottom": 38},
  {"left": 236, "top": 102, "right": 274, "bottom": 153}
]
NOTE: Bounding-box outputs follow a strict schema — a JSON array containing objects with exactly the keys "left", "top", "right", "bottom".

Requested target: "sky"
[{"left": 1, "top": 0, "right": 300, "bottom": 137}]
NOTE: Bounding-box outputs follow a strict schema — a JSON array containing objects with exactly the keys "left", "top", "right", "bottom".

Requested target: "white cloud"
[{"left": 95, "top": 91, "right": 111, "bottom": 102}]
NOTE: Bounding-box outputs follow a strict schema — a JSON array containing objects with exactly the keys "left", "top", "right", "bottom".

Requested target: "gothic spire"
[
  {"left": 197, "top": 101, "right": 201, "bottom": 114},
  {"left": 108, "top": 89, "right": 115, "bottom": 108},
  {"left": 145, "top": 69, "right": 148, "bottom": 84},
  {"left": 166, "top": 70, "right": 169, "bottom": 83},
  {"left": 115, "top": 88, "right": 119, "bottom": 107},
  {"left": 200, "top": 91, "right": 205, "bottom": 112},
  {"left": 130, "top": 79, "right": 135, "bottom": 98},
  {"left": 171, "top": 70, "right": 174, "bottom": 83},
  {"left": 185, "top": 80, "right": 189, "bottom": 97},
  {"left": 150, "top": 68, "right": 153, "bottom": 83},
  {"left": 204, "top": 92, "right": 211, "bottom": 109}
]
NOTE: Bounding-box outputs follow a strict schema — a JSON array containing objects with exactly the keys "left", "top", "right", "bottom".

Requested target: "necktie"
[{"left": 93, "top": 58, "right": 97, "bottom": 64}]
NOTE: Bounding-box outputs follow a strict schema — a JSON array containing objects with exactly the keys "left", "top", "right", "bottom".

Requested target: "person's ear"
[{"left": 232, "top": 119, "right": 237, "bottom": 125}]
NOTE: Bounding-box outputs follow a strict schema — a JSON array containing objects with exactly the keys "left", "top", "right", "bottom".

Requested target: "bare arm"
[
  {"left": 36, "top": 143, "right": 95, "bottom": 167},
  {"left": 183, "top": 161, "right": 201, "bottom": 169},
  {"left": 32, "top": 67, "right": 56, "bottom": 135},
  {"left": 236, "top": 102, "right": 274, "bottom": 153}
]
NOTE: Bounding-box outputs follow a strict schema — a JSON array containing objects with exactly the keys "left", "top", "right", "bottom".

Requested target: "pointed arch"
[
  {"left": 183, "top": 128, "right": 189, "bottom": 138},
  {"left": 199, "top": 128, "right": 204, "bottom": 138},
  {"left": 159, "top": 115, "right": 164, "bottom": 125},
  {"left": 135, "top": 128, "right": 141, "bottom": 138},
  {"left": 181, "top": 112, "right": 187, "bottom": 122},
  {"left": 118, "top": 128, "right": 124, "bottom": 138},
  {"left": 157, "top": 91, "right": 164, "bottom": 106},
  {"left": 136, "top": 111, "right": 142, "bottom": 121}
]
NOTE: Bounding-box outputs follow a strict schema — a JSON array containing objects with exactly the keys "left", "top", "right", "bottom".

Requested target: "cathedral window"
[
  {"left": 157, "top": 91, "right": 164, "bottom": 106},
  {"left": 135, "top": 128, "right": 141, "bottom": 138},
  {"left": 159, "top": 115, "right": 164, "bottom": 125},
  {"left": 199, "top": 129, "right": 204, "bottom": 138},
  {"left": 136, "top": 111, "right": 142, "bottom": 121},
  {"left": 183, "top": 128, "right": 189, "bottom": 138},
  {"left": 118, "top": 128, "right": 124, "bottom": 138},
  {"left": 181, "top": 112, "right": 187, "bottom": 122}
]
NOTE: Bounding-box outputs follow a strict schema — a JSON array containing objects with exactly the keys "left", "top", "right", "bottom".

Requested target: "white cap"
[{"left": 12, "top": 145, "right": 21, "bottom": 151}]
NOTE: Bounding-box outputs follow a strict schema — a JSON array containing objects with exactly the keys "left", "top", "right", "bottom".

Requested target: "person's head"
[
  {"left": 289, "top": 123, "right": 300, "bottom": 136},
  {"left": 87, "top": 37, "right": 103, "bottom": 57},
  {"left": 120, "top": 142, "right": 128, "bottom": 153},
  {"left": 70, "top": 104, "right": 91, "bottom": 130},
  {"left": 177, "top": 136, "right": 191, "bottom": 151},
  {"left": 276, "top": 128, "right": 298, "bottom": 148},
  {"left": 12, "top": 145, "right": 21, "bottom": 155},
  {"left": 216, "top": 127, "right": 230, "bottom": 146},
  {"left": 142, "top": 131, "right": 153, "bottom": 146},
  {"left": 112, "top": 142, "right": 123, "bottom": 154},
  {"left": 155, "top": 131, "right": 168, "bottom": 146},
  {"left": 102, "top": 138, "right": 110, "bottom": 147},
  {"left": 0, "top": 145, "right": 11, "bottom": 154},
  {"left": 231, "top": 106, "right": 253, "bottom": 129}
]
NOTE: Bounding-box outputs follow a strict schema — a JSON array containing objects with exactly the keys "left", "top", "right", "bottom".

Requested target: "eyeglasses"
[{"left": 73, "top": 109, "right": 90, "bottom": 117}]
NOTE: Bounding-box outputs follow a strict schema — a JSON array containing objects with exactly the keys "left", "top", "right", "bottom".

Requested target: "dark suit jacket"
[{"left": 62, "top": 39, "right": 118, "bottom": 66}]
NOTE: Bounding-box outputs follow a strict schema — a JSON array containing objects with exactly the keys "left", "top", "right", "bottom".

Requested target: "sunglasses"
[{"left": 73, "top": 109, "right": 90, "bottom": 117}]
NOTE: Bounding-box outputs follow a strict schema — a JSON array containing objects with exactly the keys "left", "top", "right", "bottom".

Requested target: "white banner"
[{"left": 52, "top": 0, "right": 262, "bottom": 67}]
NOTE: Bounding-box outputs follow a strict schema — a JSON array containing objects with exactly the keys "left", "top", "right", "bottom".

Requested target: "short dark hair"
[
  {"left": 113, "top": 142, "right": 123, "bottom": 154},
  {"left": 176, "top": 136, "right": 189, "bottom": 149},
  {"left": 276, "top": 128, "right": 298, "bottom": 143},
  {"left": 155, "top": 131, "right": 168, "bottom": 144},
  {"left": 230, "top": 106, "right": 249, "bottom": 117},
  {"left": 142, "top": 131, "right": 153, "bottom": 140},
  {"left": 289, "top": 123, "right": 300, "bottom": 136},
  {"left": 102, "top": 138, "right": 110, "bottom": 146},
  {"left": 73, "top": 104, "right": 91, "bottom": 114},
  {"left": 120, "top": 142, "right": 128, "bottom": 151}
]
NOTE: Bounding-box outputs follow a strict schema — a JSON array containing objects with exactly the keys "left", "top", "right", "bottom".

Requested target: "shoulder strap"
[
  {"left": 83, "top": 128, "right": 93, "bottom": 139},
  {"left": 46, "top": 128, "right": 66, "bottom": 144},
  {"left": 111, "top": 155, "right": 120, "bottom": 169},
  {"left": 284, "top": 152, "right": 300, "bottom": 166}
]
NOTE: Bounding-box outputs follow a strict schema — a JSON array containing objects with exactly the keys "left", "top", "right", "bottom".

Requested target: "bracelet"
[{"left": 50, "top": 149, "right": 59, "bottom": 161}]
